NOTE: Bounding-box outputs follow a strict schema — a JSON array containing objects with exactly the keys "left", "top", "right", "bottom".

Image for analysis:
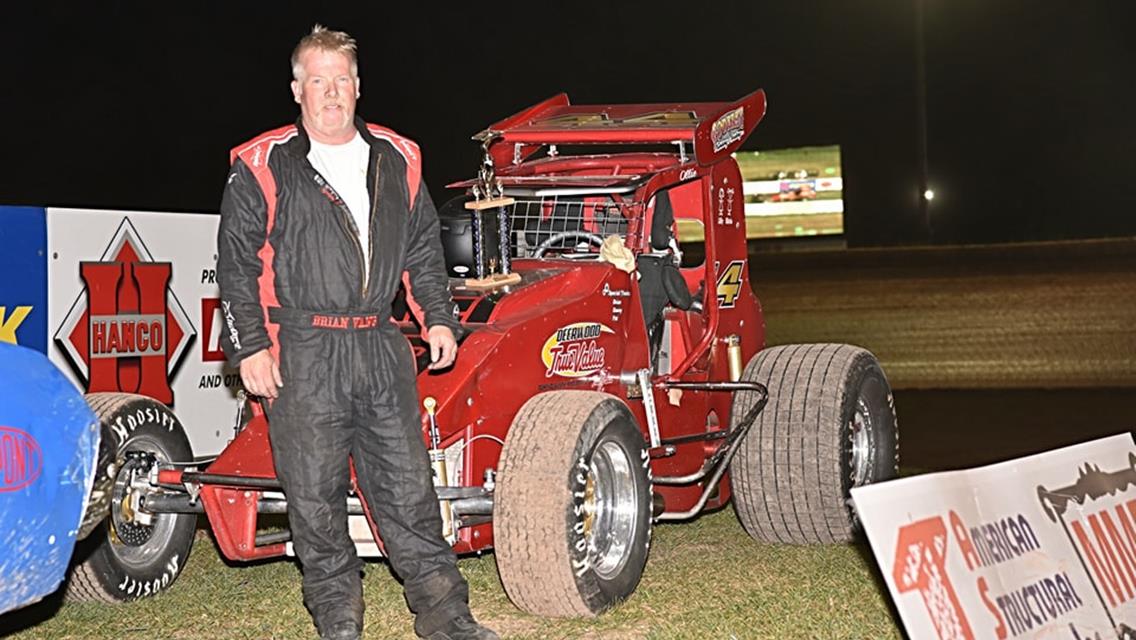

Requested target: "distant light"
[{"left": 923, "top": 189, "right": 936, "bottom": 201}]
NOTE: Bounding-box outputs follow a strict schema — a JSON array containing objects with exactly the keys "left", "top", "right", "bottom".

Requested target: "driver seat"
[{"left": 637, "top": 191, "right": 693, "bottom": 363}]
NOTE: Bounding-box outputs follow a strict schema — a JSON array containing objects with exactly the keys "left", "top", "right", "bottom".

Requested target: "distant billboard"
[{"left": 733, "top": 145, "right": 843, "bottom": 239}]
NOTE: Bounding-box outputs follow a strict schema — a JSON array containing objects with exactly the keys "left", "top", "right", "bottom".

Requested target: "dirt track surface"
[
  {"left": 750, "top": 237, "right": 1136, "bottom": 389},
  {"left": 747, "top": 237, "right": 1136, "bottom": 470}
]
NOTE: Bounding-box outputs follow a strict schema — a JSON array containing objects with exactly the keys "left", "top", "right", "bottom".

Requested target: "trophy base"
[
  {"left": 463, "top": 272, "right": 522, "bottom": 291},
  {"left": 464, "top": 196, "right": 516, "bottom": 211}
]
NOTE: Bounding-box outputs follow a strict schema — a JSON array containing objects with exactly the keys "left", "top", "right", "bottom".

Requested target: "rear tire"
[
  {"left": 494, "top": 391, "right": 652, "bottom": 617},
  {"left": 65, "top": 393, "right": 196, "bottom": 602},
  {"left": 731, "top": 344, "right": 898, "bottom": 544}
]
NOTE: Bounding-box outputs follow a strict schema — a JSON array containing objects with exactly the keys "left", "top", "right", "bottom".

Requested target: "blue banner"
[{"left": 0, "top": 207, "right": 47, "bottom": 353}]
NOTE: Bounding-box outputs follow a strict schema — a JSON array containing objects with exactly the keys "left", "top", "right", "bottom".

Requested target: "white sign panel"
[
  {"left": 743, "top": 199, "right": 845, "bottom": 216},
  {"left": 742, "top": 177, "right": 844, "bottom": 195},
  {"left": 853, "top": 434, "right": 1136, "bottom": 640},
  {"left": 47, "top": 208, "right": 237, "bottom": 457}
]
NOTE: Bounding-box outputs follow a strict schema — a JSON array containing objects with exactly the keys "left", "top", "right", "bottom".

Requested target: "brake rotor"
[{"left": 110, "top": 454, "right": 156, "bottom": 547}]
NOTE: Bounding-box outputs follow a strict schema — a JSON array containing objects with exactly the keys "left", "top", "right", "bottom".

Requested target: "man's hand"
[
  {"left": 239, "top": 349, "right": 283, "bottom": 398},
  {"left": 427, "top": 325, "right": 458, "bottom": 370}
]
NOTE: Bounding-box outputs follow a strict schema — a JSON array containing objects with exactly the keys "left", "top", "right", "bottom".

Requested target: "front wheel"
[
  {"left": 65, "top": 394, "right": 197, "bottom": 602},
  {"left": 494, "top": 391, "right": 652, "bottom": 617},
  {"left": 731, "top": 344, "right": 898, "bottom": 544}
]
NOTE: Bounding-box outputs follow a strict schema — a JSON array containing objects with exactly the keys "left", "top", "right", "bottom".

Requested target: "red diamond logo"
[{"left": 54, "top": 218, "right": 195, "bottom": 405}]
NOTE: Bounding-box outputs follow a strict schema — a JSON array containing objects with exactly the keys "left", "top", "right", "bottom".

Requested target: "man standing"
[{"left": 218, "top": 25, "right": 497, "bottom": 640}]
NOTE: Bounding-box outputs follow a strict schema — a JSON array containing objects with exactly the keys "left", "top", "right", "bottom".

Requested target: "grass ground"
[{"left": 4, "top": 508, "right": 902, "bottom": 640}]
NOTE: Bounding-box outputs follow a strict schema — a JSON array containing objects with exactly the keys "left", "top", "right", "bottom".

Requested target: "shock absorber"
[
  {"left": 726, "top": 334, "right": 743, "bottom": 382},
  {"left": 423, "top": 397, "right": 455, "bottom": 541}
]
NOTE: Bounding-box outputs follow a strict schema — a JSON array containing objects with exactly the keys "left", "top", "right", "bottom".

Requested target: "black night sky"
[{"left": 4, "top": 2, "right": 1134, "bottom": 247}]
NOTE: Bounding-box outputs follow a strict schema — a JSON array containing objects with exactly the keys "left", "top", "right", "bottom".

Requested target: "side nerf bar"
[{"left": 652, "top": 381, "right": 769, "bottom": 520}]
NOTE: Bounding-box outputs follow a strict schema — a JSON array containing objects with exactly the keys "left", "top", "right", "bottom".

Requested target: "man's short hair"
[{"left": 291, "top": 24, "right": 358, "bottom": 80}]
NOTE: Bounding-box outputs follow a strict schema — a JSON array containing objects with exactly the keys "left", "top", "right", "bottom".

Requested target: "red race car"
[{"left": 70, "top": 91, "right": 897, "bottom": 617}]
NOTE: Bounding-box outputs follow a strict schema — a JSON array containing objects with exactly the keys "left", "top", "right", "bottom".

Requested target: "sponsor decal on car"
[
  {"left": 54, "top": 218, "right": 196, "bottom": 405},
  {"left": 602, "top": 284, "right": 631, "bottom": 298},
  {"left": 541, "top": 322, "right": 614, "bottom": 378},
  {"left": 710, "top": 106, "right": 745, "bottom": 152},
  {"left": 602, "top": 284, "right": 630, "bottom": 322},
  {"left": 716, "top": 184, "right": 737, "bottom": 226},
  {"left": 0, "top": 426, "right": 43, "bottom": 493},
  {"left": 715, "top": 260, "right": 745, "bottom": 308}
]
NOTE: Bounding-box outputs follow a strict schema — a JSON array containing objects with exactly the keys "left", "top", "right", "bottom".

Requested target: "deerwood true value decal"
[{"left": 540, "top": 322, "right": 614, "bottom": 378}]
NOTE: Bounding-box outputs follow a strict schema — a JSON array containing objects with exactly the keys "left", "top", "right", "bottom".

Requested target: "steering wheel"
[{"left": 532, "top": 231, "right": 606, "bottom": 258}]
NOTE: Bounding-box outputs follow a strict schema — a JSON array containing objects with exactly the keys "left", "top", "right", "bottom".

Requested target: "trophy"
[{"left": 463, "top": 135, "right": 522, "bottom": 290}]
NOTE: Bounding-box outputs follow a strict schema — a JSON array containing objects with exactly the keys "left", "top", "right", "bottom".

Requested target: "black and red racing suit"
[{"left": 217, "top": 116, "right": 468, "bottom": 636}]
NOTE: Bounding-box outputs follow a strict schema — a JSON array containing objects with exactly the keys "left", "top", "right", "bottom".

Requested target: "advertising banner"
[
  {"left": 0, "top": 206, "right": 48, "bottom": 352},
  {"left": 853, "top": 434, "right": 1136, "bottom": 640},
  {"left": 46, "top": 208, "right": 236, "bottom": 457}
]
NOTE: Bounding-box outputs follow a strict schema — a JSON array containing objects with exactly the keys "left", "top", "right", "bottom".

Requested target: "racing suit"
[{"left": 217, "top": 117, "right": 468, "bottom": 636}]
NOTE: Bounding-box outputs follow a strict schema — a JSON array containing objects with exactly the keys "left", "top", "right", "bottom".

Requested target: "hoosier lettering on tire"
[
  {"left": 730, "top": 344, "right": 898, "bottom": 544},
  {"left": 494, "top": 391, "right": 653, "bottom": 617},
  {"left": 65, "top": 393, "right": 197, "bottom": 603}
]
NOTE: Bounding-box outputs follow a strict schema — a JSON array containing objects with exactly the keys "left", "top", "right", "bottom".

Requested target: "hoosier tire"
[
  {"left": 65, "top": 393, "right": 197, "bottom": 603},
  {"left": 494, "top": 391, "right": 652, "bottom": 617},
  {"left": 731, "top": 344, "right": 898, "bottom": 544}
]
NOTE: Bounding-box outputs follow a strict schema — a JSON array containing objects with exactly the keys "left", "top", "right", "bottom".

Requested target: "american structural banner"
[{"left": 852, "top": 433, "right": 1136, "bottom": 640}]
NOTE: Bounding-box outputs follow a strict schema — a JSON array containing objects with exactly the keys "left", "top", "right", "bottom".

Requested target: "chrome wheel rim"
[
  {"left": 583, "top": 440, "right": 638, "bottom": 580},
  {"left": 850, "top": 395, "right": 877, "bottom": 487}
]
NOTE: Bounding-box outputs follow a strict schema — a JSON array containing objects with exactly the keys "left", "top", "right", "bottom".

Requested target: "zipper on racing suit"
[
  {"left": 325, "top": 187, "right": 368, "bottom": 298},
  {"left": 364, "top": 153, "right": 382, "bottom": 299},
  {"left": 312, "top": 153, "right": 380, "bottom": 300}
]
